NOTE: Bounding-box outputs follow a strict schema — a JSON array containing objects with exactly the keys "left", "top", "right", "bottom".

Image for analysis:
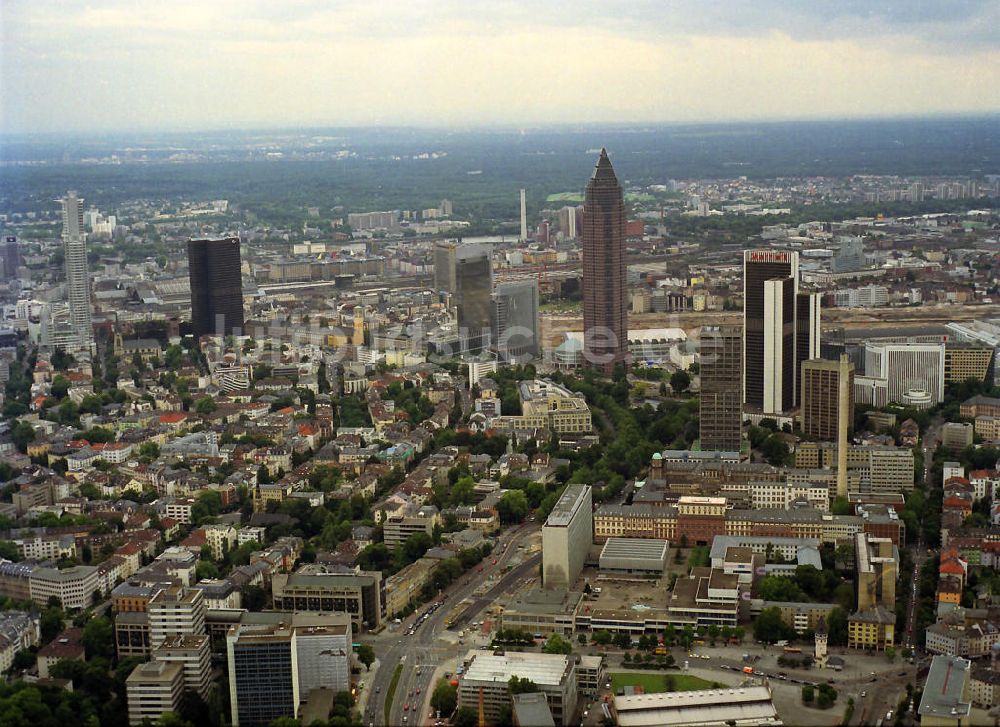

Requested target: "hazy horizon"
[
  {"left": 3, "top": 0, "right": 999, "bottom": 135},
  {"left": 1, "top": 111, "right": 999, "bottom": 140}
]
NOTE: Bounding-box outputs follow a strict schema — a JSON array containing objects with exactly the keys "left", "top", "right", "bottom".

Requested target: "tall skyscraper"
[
  {"left": 795, "top": 292, "right": 822, "bottom": 406},
  {"left": 492, "top": 279, "right": 539, "bottom": 362},
  {"left": 519, "top": 189, "right": 528, "bottom": 241},
  {"left": 226, "top": 614, "right": 351, "bottom": 727},
  {"left": 434, "top": 240, "right": 493, "bottom": 353},
  {"left": 1, "top": 236, "right": 21, "bottom": 281},
  {"left": 227, "top": 623, "right": 299, "bottom": 727},
  {"left": 743, "top": 249, "right": 819, "bottom": 415},
  {"left": 59, "top": 191, "right": 94, "bottom": 351},
  {"left": 558, "top": 205, "right": 578, "bottom": 240},
  {"left": 541, "top": 484, "right": 593, "bottom": 589},
  {"left": 801, "top": 356, "right": 854, "bottom": 443},
  {"left": 581, "top": 149, "right": 629, "bottom": 375},
  {"left": 187, "top": 237, "right": 245, "bottom": 340},
  {"left": 699, "top": 325, "right": 743, "bottom": 452}
]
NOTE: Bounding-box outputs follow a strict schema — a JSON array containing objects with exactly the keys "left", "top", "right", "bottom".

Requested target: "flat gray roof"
[
  {"left": 462, "top": 650, "right": 570, "bottom": 687},
  {"left": 600, "top": 538, "right": 669, "bottom": 561},
  {"left": 918, "top": 655, "right": 972, "bottom": 719},
  {"left": 614, "top": 686, "right": 779, "bottom": 727},
  {"left": 511, "top": 693, "right": 555, "bottom": 727},
  {"left": 545, "top": 484, "right": 591, "bottom": 528}
]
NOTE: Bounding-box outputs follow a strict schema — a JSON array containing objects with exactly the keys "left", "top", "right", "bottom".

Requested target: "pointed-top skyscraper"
[{"left": 582, "top": 149, "right": 629, "bottom": 375}]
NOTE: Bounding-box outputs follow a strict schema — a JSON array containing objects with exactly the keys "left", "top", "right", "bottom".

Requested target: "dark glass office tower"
[
  {"left": 1, "top": 236, "right": 20, "bottom": 281},
  {"left": 187, "top": 237, "right": 245, "bottom": 339},
  {"left": 700, "top": 325, "right": 743, "bottom": 452},
  {"left": 582, "top": 149, "right": 629, "bottom": 375},
  {"left": 743, "top": 249, "right": 797, "bottom": 413},
  {"left": 795, "top": 291, "right": 821, "bottom": 406},
  {"left": 492, "top": 279, "right": 539, "bottom": 362},
  {"left": 434, "top": 240, "right": 493, "bottom": 353}
]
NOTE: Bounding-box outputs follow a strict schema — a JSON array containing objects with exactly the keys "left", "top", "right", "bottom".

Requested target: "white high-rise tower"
[
  {"left": 59, "top": 191, "right": 94, "bottom": 351},
  {"left": 519, "top": 189, "right": 527, "bottom": 241}
]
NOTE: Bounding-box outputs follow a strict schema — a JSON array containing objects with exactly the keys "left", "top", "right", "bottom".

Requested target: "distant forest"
[{"left": 2, "top": 116, "right": 997, "bottom": 224}]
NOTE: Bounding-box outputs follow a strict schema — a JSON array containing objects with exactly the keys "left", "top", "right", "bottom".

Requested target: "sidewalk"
[{"left": 356, "top": 657, "right": 381, "bottom": 716}]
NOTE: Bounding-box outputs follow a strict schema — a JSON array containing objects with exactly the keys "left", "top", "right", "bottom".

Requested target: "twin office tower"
[
  {"left": 433, "top": 240, "right": 539, "bottom": 362},
  {"left": 701, "top": 249, "right": 820, "bottom": 452}
]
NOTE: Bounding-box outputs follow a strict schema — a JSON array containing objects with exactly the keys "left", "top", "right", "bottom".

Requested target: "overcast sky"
[{"left": 2, "top": 0, "right": 999, "bottom": 134}]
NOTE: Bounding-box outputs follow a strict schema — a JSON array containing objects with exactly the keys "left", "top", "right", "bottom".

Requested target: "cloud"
[{"left": 1, "top": 0, "right": 998, "bottom": 133}]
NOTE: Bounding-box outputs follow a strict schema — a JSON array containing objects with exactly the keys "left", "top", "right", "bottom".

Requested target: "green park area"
[
  {"left": 545, "top": 192, "right": 585, "bottom": 203},
  {"left": 609, "top": 672, "right": 719, "bottom": 694}
]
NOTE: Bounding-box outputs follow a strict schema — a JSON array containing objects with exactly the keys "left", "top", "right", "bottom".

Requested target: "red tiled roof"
[{"left": 117, "top": 542, "right": 143, "bottom": 556}]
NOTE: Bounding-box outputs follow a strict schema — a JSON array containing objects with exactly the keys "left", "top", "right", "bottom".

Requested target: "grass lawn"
[
  {"left": 539, "top": 302, "right": 580, "bottom": 313},
  {"left": 385, "top": 663, "right": 403, "bottom": 724},
  {"left": 545, "top": 192, "right": 585, "bottom": 203},
  {"left": 610, "top": 672, "right": 719, "bottom": 694}
]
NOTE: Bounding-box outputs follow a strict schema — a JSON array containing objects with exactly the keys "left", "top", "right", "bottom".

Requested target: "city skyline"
[{"left": 2, "top": 1, "right": 999, "bottom": 134}]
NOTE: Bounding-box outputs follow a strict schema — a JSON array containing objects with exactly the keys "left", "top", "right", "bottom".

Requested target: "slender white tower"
[{"left": 519, "top": 189, "right": 528, "bottom": 241}]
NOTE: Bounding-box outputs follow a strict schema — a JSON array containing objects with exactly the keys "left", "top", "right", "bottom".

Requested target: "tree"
[
  {"left": 155, "top": 713, "right": 195, "bottom": 727},
  {"left": 9, "top": 649, "right": 36, "bottom": 672},
  {"left": 509, "top": 675, "right": 539, "bottom": 695},
  {"left": 11, "top": 420, "right": 35, "bottom": 453},
  {"left": 753, "top": 607, "right": 795, "bottom": 644},
  {"left": 816, "top": 682, "right": 838, "bottom": 709},
  {"left": 195, "top": 559, "right": 220, "bottom": 580},
  {"left": 82, "top": 616, "right": 114, "bottom": 661},
  {"left": 496, "top": 490, "right": 529, "bottom": 525},
  {"left": 164, "top": 344, "right": 184, "bottom": 369},
  {"left": 670, "top": 369, "right": 690, "bottom": 394},
  {"left": 760, "top": 435, "right": 790, "bottom": 466},
  {"left": 0, "top": 540, "right": 20, "bottom": 562},
  {"left": 400, "top": 532, "right": 433, "bottom": 565},
  {"left": 356, "top": 643, "right": 375, "bottom": 671},
  {"left": 542, "top": 633, "right": 573, "bottom": 655},
  {"left": 40, "top": 606, "right": 64, "bottom": 643},
  {"left": 831, "top": 496, "right": 851, "bottom": 515},
  {"left": 758, "top": 576, "right": 806, "bottom": 603},
  {"left": 138, "top": 441, "right": 160, "bottom": 460},
  {"left": 195, "top": 397, "right": 216, "bottom": 415},
  {"left": 453, "top": 707, "right": 479, "bottom": 727},
  {"left": 827, "top": 607, "right": 849, "bottom": 647},
  {"left": 431, "top": 680, "right": 458, "bottom": 717}
]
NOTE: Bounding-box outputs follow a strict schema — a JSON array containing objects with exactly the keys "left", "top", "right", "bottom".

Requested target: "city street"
[{"left": 365, "top": 523, "right": 540, "bottom": 727}]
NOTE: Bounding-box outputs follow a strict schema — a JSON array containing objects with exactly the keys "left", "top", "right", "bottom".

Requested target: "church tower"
[{"left": 814, "top": 616, "right": 828, "bottom": 669}]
